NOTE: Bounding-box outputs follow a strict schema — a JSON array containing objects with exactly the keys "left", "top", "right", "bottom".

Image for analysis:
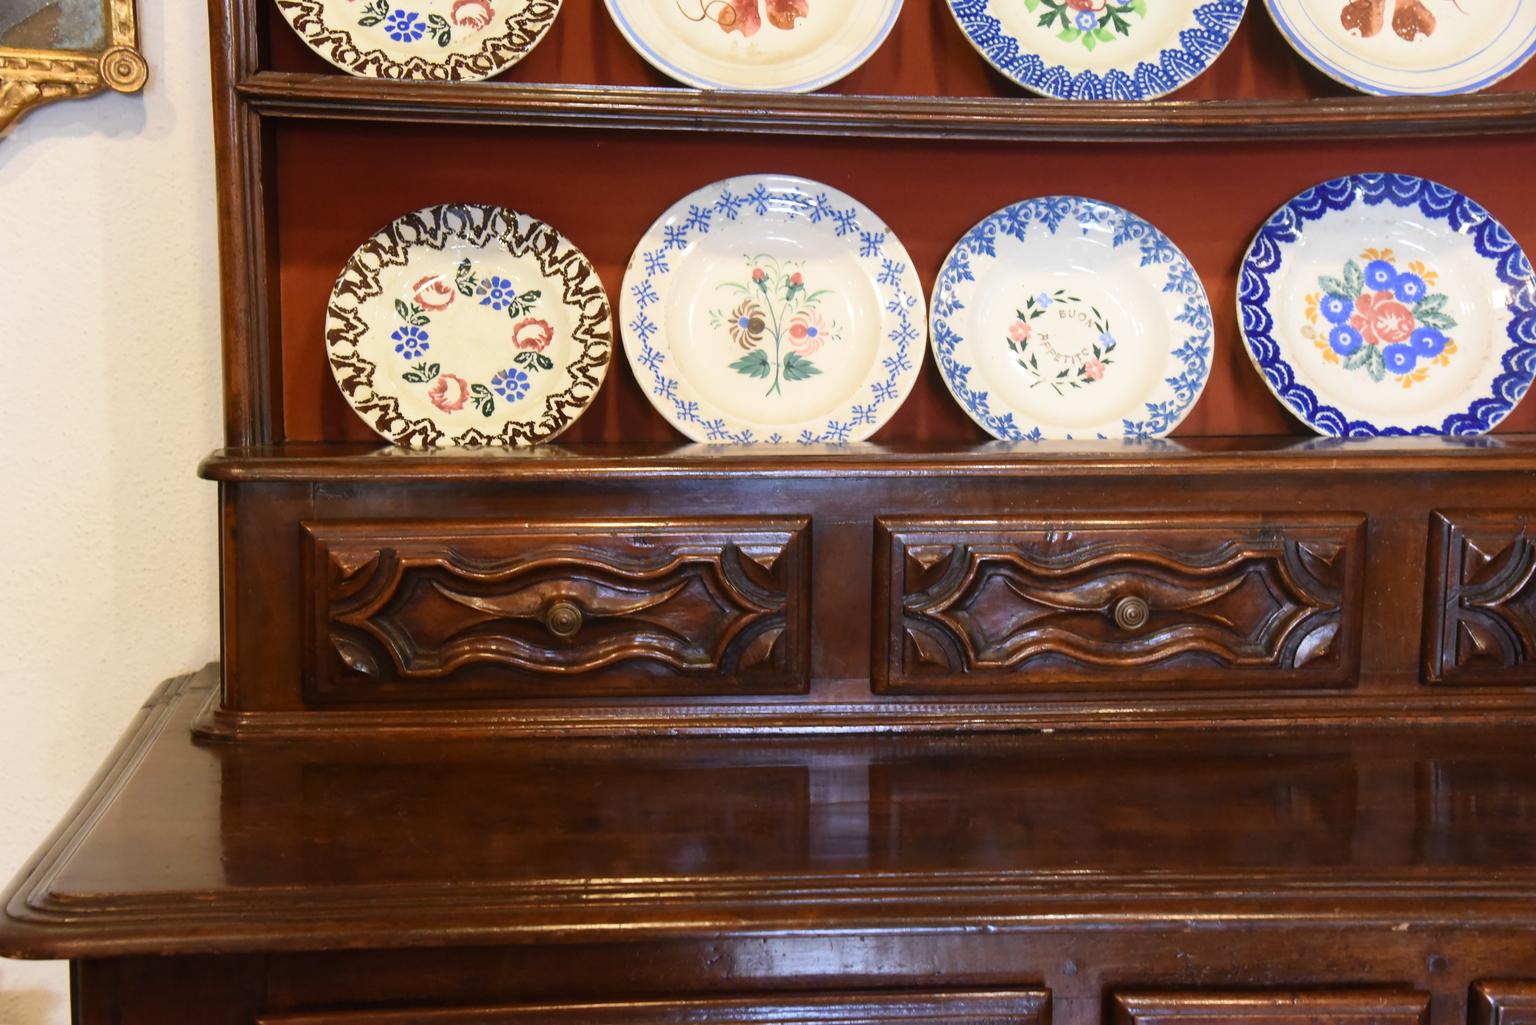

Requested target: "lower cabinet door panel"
[
  {"left": 1112, "top": 991, "right": 1429, "bottom": 1025},
  {"left": 303, "top": 518, "right": 812, "bottom": 702},
  {"left": 1472, "top": 982, "right": 1536, "bottom": 1025},
  {"left": 258, "top": 991, "right": 1052, "bottom": 1025},
  {"left": 877, "top": 515, "right": 1367, "bottom": 694}
]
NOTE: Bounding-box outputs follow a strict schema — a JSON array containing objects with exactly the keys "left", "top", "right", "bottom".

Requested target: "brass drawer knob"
[
  {"left": 1113, "top": 595, "right": 1151, "bottom": 632},
  {"left": 544, "top": 600, "right": 584, "bottom": 638}
]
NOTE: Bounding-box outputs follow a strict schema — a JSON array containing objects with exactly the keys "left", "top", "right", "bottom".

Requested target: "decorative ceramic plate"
[
  {"left": 326, "top": 204, "right": 612, "bottom": 447},
  {"left": 274, "top": 0, "right": 561, "bottom": 80},
  {"left": 946, "top": 0, "right": 1247, "bottom": 99},
  {"left": 603, "top": 0, "right": 902, "bottom": 91},
  {"left": 621, "top": 175, "right": 924, "bottom": 444},
  {"left": 1264, "top": 0, "right": 1536, "bottom": 95},
  {"left": 1239, "top": 174, "right": 1536, "bottom": 436},
  {"left": 931, "top": 196, "right": 1213, "bottom": 440}
]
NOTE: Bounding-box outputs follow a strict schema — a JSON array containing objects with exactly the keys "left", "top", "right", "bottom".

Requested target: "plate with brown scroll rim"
[
  {"left": 274, "top": 0, "right": 561, "bottom": 80},
  {"left": 326, "top": 204, "right": 613, "bottom": 448}
]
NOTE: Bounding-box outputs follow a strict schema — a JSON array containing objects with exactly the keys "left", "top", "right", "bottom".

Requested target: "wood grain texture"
[
  {"left": 1472, "top": 982, "right": 1536, "bottom": 1025},
  {"left": 15, "top": 669, "right": 1536, "bottom": 960},
  {"left": 257, "top": 991, "right": 1051, "bottom": 1025},
  {"left": 1112, "top": 991, "right": 1429, "bottom": 1025},
  {"left": 878, "top": 516, "right": 1363, "bottom": 694},
  {"left": 304, "top": 518, "right": 810, "bottom": 699},
  {"left": 1424, "top": 512, "right": 1536, "bottom": 686}
]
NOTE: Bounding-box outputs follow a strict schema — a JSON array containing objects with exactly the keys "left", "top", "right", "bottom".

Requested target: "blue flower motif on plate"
[{"left": 1238, "top": 173, "right": 1536, "bottom": 436}]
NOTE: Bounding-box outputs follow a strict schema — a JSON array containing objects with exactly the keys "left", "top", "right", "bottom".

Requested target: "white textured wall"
[{"left": 0, "top": 7, "right": 220, "bottom": 1024}]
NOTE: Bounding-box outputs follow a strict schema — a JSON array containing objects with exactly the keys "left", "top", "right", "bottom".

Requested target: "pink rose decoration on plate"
[
  {"left": 788, "top": 310, "right": 828, "bottom": 355},
  {"left": 428, "top": 374, "right": 470, "bottom": 413},
  {"left": 412, "top": 275, "right": 456, "bottom": 311},
  {"left": 450, "top": 0, "right": 495, "bottom": 31},
  {"left": 1081, "top": 359, "right": 1106, "bottom": 381},
  {"left": 1007, "top": 320, "right": 1031, "bottom": 342},
  {"left": 512, "top": 317, "right": 554, "bottom": 352},
  {"left": 1351, "top": 291, "right": 1415, "bottom": 347}
]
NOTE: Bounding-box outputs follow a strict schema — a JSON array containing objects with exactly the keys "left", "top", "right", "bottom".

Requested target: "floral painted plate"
[
  {"left": 1239, "top": 174, "right": 1536, "bottom": 436},
  {"left": 621, "top": 175, "right": 924, "bottom": 443},
  {"left": 603, "top": 0, "right": 902, "bottom": 91},
  {"left": 326, "top": 204, "right": 612, "bottom": 447},
  {"left": 274, "top": 0, "right": 561, "bottom": 80},
  {"left": 1264, "top": 0, "right": 1536, "bottom": 95},
  {"left": 931, "top": 196, "right": 1213, "bottom": 440},
  {"left": 946, "top": 0, "right": 1247, "bottom": 99}
]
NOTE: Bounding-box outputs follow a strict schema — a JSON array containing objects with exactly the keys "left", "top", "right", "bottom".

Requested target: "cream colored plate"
[
  {"left": 604, "top": 0, "right": 902, "bottom": 91},
  {"left": 326, "top": 204, "right": 612, "bottom": 447},
  {"left": 274, "top": 0, "right": 561, "bottom": 80},
  {"left": 622, "top": 175, "right": 924, "bottom": 444}
]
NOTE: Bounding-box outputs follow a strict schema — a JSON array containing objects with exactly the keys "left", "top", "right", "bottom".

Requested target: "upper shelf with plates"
[{"left": 240, "top": 0, "right": 1536, "bottom": 142}]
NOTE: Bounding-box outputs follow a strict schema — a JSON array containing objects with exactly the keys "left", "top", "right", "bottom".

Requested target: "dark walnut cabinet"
[{"left": 5, "top": 0, "right": 1536, "bottom": 1020}]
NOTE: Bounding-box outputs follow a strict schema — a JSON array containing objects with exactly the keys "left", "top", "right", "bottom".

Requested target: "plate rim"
[
  {"left": 601, "top": 0, "right": 905, "bottom": 92},
  {"left": 620, "top": 172, "right": 926, "bottom": 444},
  {"left": 1261, "top": 0, "right": 1536, "bottom": 97},
  {"left": 944, "top": 0, "right": 1248, "bottom": 101},
  {"left": 930, "top": 194, "right": 1214, "bottom": 441},
  {"left": 325, "top": 202, "right": 613, "bottom": 448},
  {"left": 1236, "top": 171, "right": 1536, "bottom": 437},
  {"left": 273, "top": 0, "right": 564, "bottom": 81}
]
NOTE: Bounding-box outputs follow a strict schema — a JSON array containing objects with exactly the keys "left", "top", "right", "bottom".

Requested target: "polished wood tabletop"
[{"left": 7, "top": 666, "right": 1536, "bottom": 960}]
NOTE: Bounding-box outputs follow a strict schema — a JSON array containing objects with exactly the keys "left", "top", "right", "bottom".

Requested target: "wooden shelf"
[
  {"left": 199, "top": 435, "right": 1536, "bottom": 483},
  {"left": 238, "top": 71, "right": 1536, "bottom": 142}
]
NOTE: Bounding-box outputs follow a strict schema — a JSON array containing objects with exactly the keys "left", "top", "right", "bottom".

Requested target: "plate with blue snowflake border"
[
  {"left": 1238, "top": 174, "right": 1536, "bottom": 436},
  {"left": 604, "top": 0, "right": 903, "bottom": 91},
  {"left": 1263, "top": 0, "right": 1536, "bottom": 96},
  {"left": 946, "top": 0, "right": 1247, "bottom": 100},
  {"left": 621, "top": 174, "right": 925, "bottom": 444},
  {"left": 325, "top": 204, "right": 613, "bottom": 448},
  {"left": 931, "top": 196, "right": 1213, "bottom": 441},
  {"left": 274, "top": 0, "right": 561, "bottom": 80}
]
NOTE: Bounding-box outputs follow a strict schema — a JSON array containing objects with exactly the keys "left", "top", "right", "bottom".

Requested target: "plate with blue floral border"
[
  {"left": 1263, "top": 0, "right": 1536, "bottom": 96},
  {"left": 931, "top": 196, "right": 1213, "bottom": 441},
  {"left": 1238, "top": 173, "right": 1536, "bottom": 436},
  {"left": 603, "top": 0, "right": 902, "bottom": 92},
  {"left": 274, "top": 0, "right": 561, "bottom": 80},
  {"left": 621, "top": 174, "right": 925, "bottom": 444},
  {"left": 946, "top": 0, "right": 1247, "bottom": 100},
  {"left": 326, "top": 204, "right": 613, "bottom": 448}
]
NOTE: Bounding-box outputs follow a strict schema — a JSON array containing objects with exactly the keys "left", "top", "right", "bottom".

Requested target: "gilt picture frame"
[{"left": 0, "top": 0, "right": 147, "bottom": 137}]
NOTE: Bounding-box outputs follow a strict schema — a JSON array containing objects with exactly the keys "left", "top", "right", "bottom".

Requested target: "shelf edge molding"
[{"left": 236, "top": 73, "right": 1536, "bottom": 142}]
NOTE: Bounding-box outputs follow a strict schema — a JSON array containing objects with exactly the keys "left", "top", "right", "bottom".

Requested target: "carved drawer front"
[
  {"left": 304, "top": 518, "right": 810, "bottom": 701},
  {"left": 1112, "top": 991, "right": 1428, "bottom": 1025},
  {"left": 1424, "top": 512, "right": 1536, "bottom": 686},
  {"left": 258, "top": 991, "right": 1053, "bottom": 1025},
  {"left": 877, "top": 516, "right": 1366, "bottom": 694},
  {"left": 1472, "top": 982, "right": 1536, "bottom": 1025}
]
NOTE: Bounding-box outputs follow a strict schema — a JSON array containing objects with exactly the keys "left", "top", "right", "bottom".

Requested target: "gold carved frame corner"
[{"left": 0, "top": 0, "right": 148, "bottom": 138}]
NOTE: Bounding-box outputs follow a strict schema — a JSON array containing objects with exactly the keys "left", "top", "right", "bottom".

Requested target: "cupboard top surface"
[{"left": 8, "top": 666, "right": 1536, "bottom": 958}]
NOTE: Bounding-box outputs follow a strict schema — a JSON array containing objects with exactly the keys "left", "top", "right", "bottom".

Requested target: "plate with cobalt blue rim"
[
  {"left": 931, "top": 196, "right": 1213, "bottom": 441},
  {"left": 604, "top": 0, "right": 902, "bottom": 91},
  {"left": 946, "top": 0, "right": 1247, "bottom": 100},
  {"left": 1263, "top": 0, "right": 1536, "bottom": 96},
  {"left": 1239, "top": 173, "right": 1536, "bottom": 436},
  {"left": 621, "top": 174, "right": 925, "bottom": 444}
]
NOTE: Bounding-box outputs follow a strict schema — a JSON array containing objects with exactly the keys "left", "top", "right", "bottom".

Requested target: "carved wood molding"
[
  {"left": 0, "top": 0, "right": 147, "bottom": 137},
  {"left": 878, "top": 516, "right": 1366, "bottom": 694},
  {"left": 304, "top": 519, "right": 810, "bottom": 701},
  {"left": 1113, "top": 990, "right": 1430, "bottom": 1025},
  {"left": 1424, "top": 511, "right": 1536, "bottom": 685}
]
